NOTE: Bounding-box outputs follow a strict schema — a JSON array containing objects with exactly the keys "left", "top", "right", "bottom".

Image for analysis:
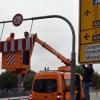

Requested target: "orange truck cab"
[{"left": 28, "top": 66, "right": 84, "bottom": 100}]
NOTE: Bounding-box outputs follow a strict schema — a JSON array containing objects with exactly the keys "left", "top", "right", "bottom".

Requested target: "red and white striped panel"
[
  {"left": 7, "top": 52, "right": 15, "bottom": 65},
  {"left": 1, "top": 37, "right": 33, "bottom": 52}
]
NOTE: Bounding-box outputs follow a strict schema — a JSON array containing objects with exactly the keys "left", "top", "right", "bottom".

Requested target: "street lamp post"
[{"left": 0, "top": 15, "right": 76, "bottom": 100}]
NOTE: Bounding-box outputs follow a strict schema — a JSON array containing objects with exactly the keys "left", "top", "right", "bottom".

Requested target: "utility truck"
[{"left": 28, "top": 66, "right": 84, "bottom": 100}]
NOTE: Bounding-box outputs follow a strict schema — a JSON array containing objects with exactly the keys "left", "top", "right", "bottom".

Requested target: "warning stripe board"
[
  {"left": 0, "top": 37, "right": 33, "bottom": 52},
  {"left": 2, "top": 51, "right": 31, "bottom": 70},
  {"left": 7, "top": 52, "right": 15, "bottom": 65}
]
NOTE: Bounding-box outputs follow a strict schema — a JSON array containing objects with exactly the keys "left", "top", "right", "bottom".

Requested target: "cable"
[
  {"left": 29, "top": 19, "right": 33, "bottom": 36},
  {"left": 0, "top": 23, "right": 5, "bottom": 41}
]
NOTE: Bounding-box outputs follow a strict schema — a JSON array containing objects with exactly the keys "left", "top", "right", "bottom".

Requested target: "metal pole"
[
  {"left": 0, "top": 23, "right": 5, "bottom": 41},
  {"left": 0, "top": 15, "right": 76, "bottom": 100}
]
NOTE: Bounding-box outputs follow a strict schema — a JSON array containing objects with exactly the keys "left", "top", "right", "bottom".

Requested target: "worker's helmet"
[
  {"left": 10, "top": 32, "right": 15, "bottom": 38},
  {"left": 24, "top": 31, "right": 29, "bottom": 38}
]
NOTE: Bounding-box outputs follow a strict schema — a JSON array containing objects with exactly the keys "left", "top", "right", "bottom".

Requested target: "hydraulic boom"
[{"left": 32, "top": 33, "right": 70, "bottom": 65}]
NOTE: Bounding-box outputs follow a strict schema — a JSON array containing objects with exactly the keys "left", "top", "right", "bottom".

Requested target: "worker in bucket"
[
  {"left": 24, "top": 31, "right": 29, "bottom": 38},
  {"left": 6, "top": 32, "right": 15, "bottom": 41}
]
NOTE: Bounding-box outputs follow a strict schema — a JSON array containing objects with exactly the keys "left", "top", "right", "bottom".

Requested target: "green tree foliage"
[
  {"left": 0, "top": 70, "right": 35, "bottom": 91},
  {"left": 75, "top": 65, "right": 84, "bottom": 76},
  {"left": 23, "top": 77, "right": 33, "bottom": 91},
  {"left": 0, "top": 72, "right": 18, "bottom": 90},
  {"left": 23, "top": 70, "right": 35, "bottom": 91},
  {"left": 92, "top": 72, "right": 100, "bottom": 89}
]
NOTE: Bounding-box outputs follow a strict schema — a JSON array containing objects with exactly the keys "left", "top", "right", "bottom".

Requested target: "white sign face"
[
  {"left": 93, "top": 0, "right": 100, "bottom": 5},
  {"left": 79, "top": 0, "right": 100, "bottom": 64},
  {"left": 84, "top": 44, "right": 100, "bottom": 62},
  {"left": 12, "top": 14, "right": 23, "bottom": 26}
]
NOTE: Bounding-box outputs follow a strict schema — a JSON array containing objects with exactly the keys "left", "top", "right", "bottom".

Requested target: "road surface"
[{"left": 0, "top": 92, "right": 100, "bottom": 100}]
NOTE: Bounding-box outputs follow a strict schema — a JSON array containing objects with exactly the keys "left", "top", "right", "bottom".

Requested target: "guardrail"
[
  {"left": 0, "top": 90, "right": 29, "bottom": 98},
  {"left": 8, "top": 97, "right": 28, "bottom": 100},
  {"left": 0, "top": 96, "right": 28, "bottom": 100}
]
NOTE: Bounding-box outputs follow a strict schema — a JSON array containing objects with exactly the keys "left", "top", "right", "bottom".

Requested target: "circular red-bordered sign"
[{"left": 12, "top": 14, "right": 23, "bottom": 26}]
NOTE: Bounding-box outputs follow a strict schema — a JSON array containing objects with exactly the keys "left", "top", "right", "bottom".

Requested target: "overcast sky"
[{"left": 0, "top": 0, "right": 100, "bottom": 73}]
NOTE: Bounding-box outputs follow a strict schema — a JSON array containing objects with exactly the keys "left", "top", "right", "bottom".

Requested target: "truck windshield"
[{"left": 33, "top": 79, "right": 57, "bottom": 93}]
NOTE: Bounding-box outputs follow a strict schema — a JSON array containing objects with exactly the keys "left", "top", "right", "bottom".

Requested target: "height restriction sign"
[{"left": 79, "top": 0, "right": 100, "bottom": 64}]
